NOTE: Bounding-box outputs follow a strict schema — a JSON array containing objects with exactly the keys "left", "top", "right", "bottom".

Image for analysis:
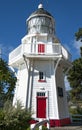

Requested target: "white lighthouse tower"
[{"left": 9, "top": 4, "right": 71, "bottom": 127}]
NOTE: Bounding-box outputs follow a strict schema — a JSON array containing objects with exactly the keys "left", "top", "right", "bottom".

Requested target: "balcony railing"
[
  {"left": 62, "top": 46, "right": 72, "bottom": 61},
  {"left": 9, "top": 43, "right": 71, "bottom": 65},
  {"left": 23, "top": 43, "right": 61, "bottom": 55}
]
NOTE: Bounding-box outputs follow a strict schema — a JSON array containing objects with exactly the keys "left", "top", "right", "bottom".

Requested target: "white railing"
[
  {"left": 9, "top": 44, "right": 22, "bottom": 62},
  {"left": 62, "top": 46, "right": 72, "bottom": 61},
  {"left": 23, "top": 43, "right": 61, "bottom": 55},
  {"left": 71, "top": 114, "right": 82, "bottom": 124},
  {"left": 9, "top": 43, "right": 71, "bottom": 63},
  {"left": 31, "top": 119, "right": 50, "bottom": 130}
]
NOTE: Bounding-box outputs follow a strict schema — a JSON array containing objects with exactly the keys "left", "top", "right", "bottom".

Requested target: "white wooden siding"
[
  {"left": 56, "top": 66, "right": 69, "bottom": 118},
  {"left": 13, "top": 59, "right": 70, "bottom": 120},
  {"left": 31, "top": 60, "right": 59, "bottom": 119},
  {"left": 13, "top": 65, "right": 28, "bottom": 107}
]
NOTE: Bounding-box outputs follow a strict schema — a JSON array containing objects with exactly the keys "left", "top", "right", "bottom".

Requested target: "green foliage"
[
  {"left": 75, "top": 28, "right": 82, "bottom": 56},
  {"left": 69, "top": 106, "right": 82, "bottom": 115},
  {"left": 67, "top": 28, "right": 82, "bottom": 102},
  {"left": 0, "top": 58, "right": 17, "bottom": 107},
  {"left": 42, "top": 125, "right": 48, "bottom": 130},
  {"left": 75, "top": 28, "right": 82, "bottom": 41},
  {"left": 27, "top": 125, "right": 48, "bottom": 130},
  {"left": 67, "top": 58, "right": 82, "bottom": 101},
  {"left": 0, "top": 100, "right": 32, "bottom": 130},
  {"left": 80, "top": 47, "right": 82, "bottom": 57}
]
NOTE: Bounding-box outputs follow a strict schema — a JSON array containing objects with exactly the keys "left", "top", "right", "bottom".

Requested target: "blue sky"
[{"left": 0, "top": 0, "right": 82, "bottom": 61}]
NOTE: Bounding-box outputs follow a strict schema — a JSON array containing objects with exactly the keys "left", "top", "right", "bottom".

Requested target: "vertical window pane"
[
  {"left": 39, "top": 72, "right": 43, "bottom": 80},
  {"left": 37, "top": 92, "right": 45, "bottom": 97}
]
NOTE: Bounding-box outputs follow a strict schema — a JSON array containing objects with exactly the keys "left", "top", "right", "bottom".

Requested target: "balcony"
[{"left": 9, "top": 43, "right": 71, "bottom": 66}]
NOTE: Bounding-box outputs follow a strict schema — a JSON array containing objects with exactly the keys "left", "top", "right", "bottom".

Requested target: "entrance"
[{"left": 36, "top": 92, "right": 46, "bottom": 118}]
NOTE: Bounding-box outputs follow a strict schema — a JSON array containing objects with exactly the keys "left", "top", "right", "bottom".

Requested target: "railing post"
[
  {"left": 30, "top": 119, "right": 50, "bottom": 130},
  {"left": 39, "top": 125, "right": 42, "bottom": 130},
  {"left": 30, "top": 124, "right": 35, "bottom": 130},
  {"left": 47, "top": 119, "right": 50, "bottom": 130},
  {"left": 39, "top": 119, "right": 42, "bottom": 130}
]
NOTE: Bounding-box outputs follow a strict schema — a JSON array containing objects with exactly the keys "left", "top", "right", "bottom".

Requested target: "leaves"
[
  {"left": 67, "top": 58, "right": 82, "bottom": 101},
  {"left": 75, "top": 28, "right": 82, "bottom": 41},
  {"left": 0, "top": 100, "right": 32, "bottom": 130},
  {"left": 0, "top": 58, "right": 17, "bottom": 107}
]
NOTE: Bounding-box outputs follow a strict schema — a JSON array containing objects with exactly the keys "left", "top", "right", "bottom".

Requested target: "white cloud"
[
  {"left": 64, "top": 76, "right": 71, "bottom": 91},
  {"left": 73, "top": 39, "right": 82, "bottom": 55}
]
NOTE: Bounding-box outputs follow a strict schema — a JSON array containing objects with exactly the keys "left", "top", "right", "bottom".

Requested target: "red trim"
[
  {"left": 30, "top": 120, "right": 38, "bottom": 124},
  {"left": 30, "top": 118, "right": 71, "bottom": 127},
  {"left": 38, "top": 80, "right": 46, "bottom": 82},
  {"left": 50, "top": 118, "right": 71, "bottom": 127},
  {"left": 36, "top": 97, "right": 47, "bottom": 99}
]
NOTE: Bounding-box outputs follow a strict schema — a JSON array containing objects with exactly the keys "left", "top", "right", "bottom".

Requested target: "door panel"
[{"left": 37, "top": 97, "right": 46, "bottom": 118}]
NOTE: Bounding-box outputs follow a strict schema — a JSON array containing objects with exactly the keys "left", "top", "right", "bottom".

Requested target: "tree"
[
  {"left": 0, "top": 58, "right": 17, "bottom": 107},
  {"left": 75, "top": 28, "right": 82, "bottom": 41},
  {"left": 67, "top": 58, "right": 82, "bottom": 100},
  {"left": 0, "top": 100, "right": 32, "bottom": 130},
  {"left": 67, "top": 28, "right": 82, "bottom": 101},
  {"left": 75, "top": 28, "right": 82, "bottom": 56}
]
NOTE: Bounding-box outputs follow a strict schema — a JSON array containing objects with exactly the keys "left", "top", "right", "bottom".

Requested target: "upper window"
[
  {"left": 39, "top": 72, "right": 43, "bottom": 80},
  {"left": 38, "top": 71, "right": 46, "bottom": 82}
]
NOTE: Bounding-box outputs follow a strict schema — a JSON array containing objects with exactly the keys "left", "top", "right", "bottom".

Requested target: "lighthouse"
[{"left": 9, "top": 4, "right": 71, "bottom": 127}]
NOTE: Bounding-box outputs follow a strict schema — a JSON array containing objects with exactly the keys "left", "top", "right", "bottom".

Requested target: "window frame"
[{"left": 38, "top": 71, "right": 46, "bottom": 82}]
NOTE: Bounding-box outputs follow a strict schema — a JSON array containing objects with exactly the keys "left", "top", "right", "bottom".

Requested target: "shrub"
[
  {"left": 0, "top": 100, "right": 32, "bottom": 130},
  {"left": 69, "top": 105, "right": 82, "bottom": 114}
]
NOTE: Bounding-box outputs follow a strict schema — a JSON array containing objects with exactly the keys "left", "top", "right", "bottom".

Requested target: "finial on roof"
[{"left": 38, "top": 4, "right": 43, "bottom": 9}]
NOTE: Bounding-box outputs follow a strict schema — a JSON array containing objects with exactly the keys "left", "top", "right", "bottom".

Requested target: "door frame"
[{"left": 36, "top": 91, "right": 49, "bottom": 119}]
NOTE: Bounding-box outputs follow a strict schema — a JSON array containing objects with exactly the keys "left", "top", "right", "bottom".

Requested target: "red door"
[{"left": 37, "top": 97, "right": 46, "bottom": 118}]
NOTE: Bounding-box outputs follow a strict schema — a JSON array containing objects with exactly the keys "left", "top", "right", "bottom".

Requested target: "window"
[
  {"left": 38, "top": 71, "right": 46, "bottom": 82},
  {"left": 39, "top": 72, "right": 43, "bottom": 80},
  {"left": 37, "top": 92, "right": 45, "bottom": 97},
  {"left": 38, "top": 44, "right": 45, "bottom": 53},
  {"left": 58, "top": 87, "right": 63, "bottom": 97}
]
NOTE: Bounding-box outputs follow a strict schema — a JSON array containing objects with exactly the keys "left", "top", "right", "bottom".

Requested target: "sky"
[
  {"left": 0, "top": 0, "right": 82, "bottom": 60},
  {"left": 0, "top": 0, "right": 82, "bottom": 90}
]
